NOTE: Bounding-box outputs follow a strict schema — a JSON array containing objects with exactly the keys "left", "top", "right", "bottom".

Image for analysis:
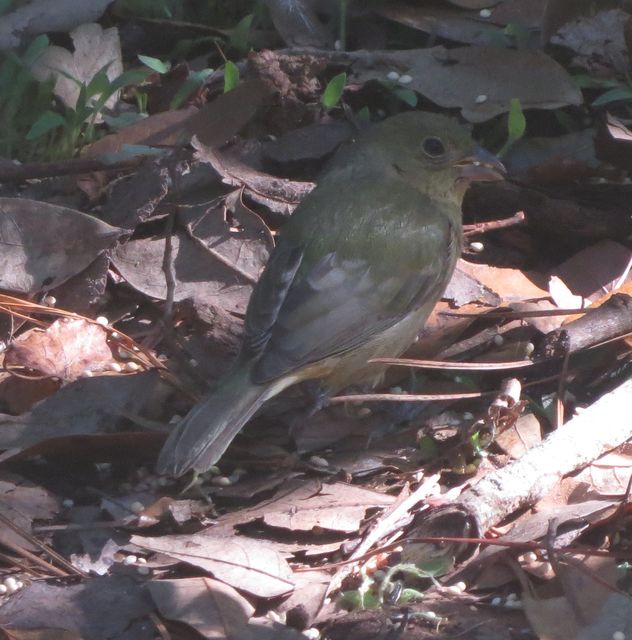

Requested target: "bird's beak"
[{"left": 456, "top": 147, "right": 505, "bottom": 183}]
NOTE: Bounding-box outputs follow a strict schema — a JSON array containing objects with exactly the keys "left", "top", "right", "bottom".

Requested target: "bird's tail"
[{"left": 156, "top": 365, "right": 277, "bottom": 477}]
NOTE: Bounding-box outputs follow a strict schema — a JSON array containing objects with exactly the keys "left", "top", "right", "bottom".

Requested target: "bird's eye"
[{"left": 422, "top": 136, "right": 446, "bottom": 158}]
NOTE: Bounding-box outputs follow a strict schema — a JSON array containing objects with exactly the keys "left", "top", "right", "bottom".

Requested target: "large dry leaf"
[
  {"left": 149, "top": 577, "right": 254, "bottom": 637},
  {"left": 214, "top": 479, "right": 396, "bottom": 535},
  {"left": 112, "top": 200, "right": 272, "bottom": 314},
  {"left": 550, "top": 240, "right": 632, "bottom": 301},
  {"left": 351, "top": 46, "right": 581, "bottom": 122},
  {"left": 30, "top": 23, "right": 123, "bottom": 112},
  {"left": 149, "top": 578, "right": 306, "bottom": 638},
  {"left": 0, "top": 198, "right": 123, "bottom": 294},
  {"left": 457, "top": 259, "right": 549, "bottom": 302},
  {"left": 132, "top": 534, "right": 294, "bottom": 599},
  {"left": 0, "top": 576, "right": 154, "bottom": 640},
  {"left": 83, "top": 107, "right": 197, "bottom": 158},
  {"left": 0, "top": 371, "right": 161, "bottom": 452}
]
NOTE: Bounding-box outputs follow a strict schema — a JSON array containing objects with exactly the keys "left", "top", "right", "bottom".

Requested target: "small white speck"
[
  {"left": 108, "top": 361, "right": 123, "bottom": 372},
  {"left": 479, "top": 8, "right": 492, "bottom": 18},
  {"left": 491, "top": 596, "right": 502, "bottom": 606},
  {"left": 124, "top": 361, "right": 141, "bottom": 372},
  {"left": 475, "top": 94, "right": 488, "bottom": 104},
  {"left": 469, "top": 241, "right": 484, "bottom": 253},
  {"left": 303, "top": 628, "right": 320, "bottom": 639},
  {"left": 62, "top": 498, "right": 74, "bottom": 508},
  {"left": 613, "top": 632, "right": 626, "bottom": 640},
  {"left": 211, "top": 476, "right": 232, "bottom": 486},
  {"left": 390, "top": 386, "right": 403, "bottom": 394},
  {"left": 506, "top": 592, "right": 517, "bottom": 602},
  {"left": 524, "top": 342, "right": 535, "bottom": 356},
  {"left": 309, "top": 456, "right": 329, "bottom": 468},
  {"left": 386, "top": 71, "right": 400, "bottom": 81},
  {"left": 505, "top": 599, "right": 523, "bottom": 609},
  {"left": 493, "top": 334, "right": 504, "bottom": 346},
  {"left": 4, "top": 578, "right": 18, "bottom": 593},
  {"left": 454, "top": 581, "right": 467, "bottom": 592},
  {"left": 398, "top": 74, "right": 413, "bottom": 85},
  {"left": 123, "top": 555, "right": 137, "bottom": 565},
  {"left": 424, "top": 611, "right": 437, "bottom": 620},
  {"left": 358, "top": 407, "right": 372, "bottom": 417},
  {"left": 96, "top": 316, "right": 109, "bottom": 326},
  {"left": 0, "top": 585, "right": 7, "bottom": 595},
  {"left": 43, "top": 295, "right": 57, "bottom": 306}
]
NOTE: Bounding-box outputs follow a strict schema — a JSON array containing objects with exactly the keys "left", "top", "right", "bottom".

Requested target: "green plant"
[
  {"left": 26, "top": 63, "right": 151, "bottom": 160},
  {"left": 229, "top": 13, "right": 254, "bottom": 55},
  {"left": 574, "top": 74, "right": 632, "bottom": 107},
  {"left": 379, "top": 78, "right": 418, "bottom": 108},
  {"left": 498, "top": 98, "right": 526, "bottom": 157},
  {"left": 321, "top": 72, "right": 347, "bottom": 111},
  {"left": 0, "top": 35, "right": 57, "bottom": 160},
  {"left": 137, "top": 54, "right": 213, "bottom": 109},
  {"left": 223, "top": 60, "right": 240, "bottom": 93}
]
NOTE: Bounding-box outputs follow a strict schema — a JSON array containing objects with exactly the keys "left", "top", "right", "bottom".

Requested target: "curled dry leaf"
[{"left": 4, "top": 318, "right": 117, "bottom": 382}]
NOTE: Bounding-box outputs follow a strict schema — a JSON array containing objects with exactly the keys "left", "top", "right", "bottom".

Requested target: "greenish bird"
[{"left": 157, "top": 111, "right": 503, "bottom": 477}]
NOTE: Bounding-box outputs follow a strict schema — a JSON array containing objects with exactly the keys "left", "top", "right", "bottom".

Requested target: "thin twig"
[{"left": 463, "top": 210, "right": 525, "bottom": 236}]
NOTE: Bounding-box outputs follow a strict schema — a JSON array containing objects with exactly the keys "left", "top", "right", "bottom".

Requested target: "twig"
[
  {"left": 463, "top": 210, "right": 525, "bottom": 236},
  {"left": 0, "top": 157, "right": 143, "bottom": 183}
]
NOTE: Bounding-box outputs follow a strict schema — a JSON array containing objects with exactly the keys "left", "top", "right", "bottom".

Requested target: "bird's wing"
[{"left": 243, "top": 182, "right": 460, "bottom": 384}]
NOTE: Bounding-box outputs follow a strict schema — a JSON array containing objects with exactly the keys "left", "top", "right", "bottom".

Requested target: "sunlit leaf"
[{"left": 322, "top": 72, "right": 346, "bottom": 110}]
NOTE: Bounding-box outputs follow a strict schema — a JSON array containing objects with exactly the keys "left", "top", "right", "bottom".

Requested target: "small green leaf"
[
  {"left": 23, "top": 34, "right": 49, "bottom": 65},
  {"left": 170, "top": 68, "right": 212, "bottom": 109},
  {"left": 507, "top": 98, "right": 526, "bottom": 142},
  {"left": 86, "top": 67, "right": 112, "bottom": 99},
  {"left": 110, "top": 68, "right": 153, "bottom": 92},
  {"left": 498, "top": 97, "right": 526, "bottom": 157},
  {"left": 223, "top": 60, "right": 239, "bottom": 93},
  {"left": 417, "top": 435, "right": 438, "bottom": 462},
  {"left": 321, "top": 72, "right": 346, "bottom": 111},
  {"left": 138, "top": 54, "right": 171, "bottom": 74},
  {"left": 26, "top": 111, "right": 65, "bottom": 140},
  {"left": 355, "top": 106, "right": 371, "bottom": 122},
  {"left": 393, "top": 87, "right": 418, "bottom": 107},
  {"left": 592, "top": 86, "right": 632, "bottom": 107},
  {"left": 229, "top": 14, "right": 253, "bottom": 54},
  {"left": 572, "top": 74, "right": 619, "bottom": 90}
]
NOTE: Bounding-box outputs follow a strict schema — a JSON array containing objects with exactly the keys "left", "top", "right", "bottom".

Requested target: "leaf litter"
[{"left": 0, "top": 3, "right": 632, "bottom": 639}]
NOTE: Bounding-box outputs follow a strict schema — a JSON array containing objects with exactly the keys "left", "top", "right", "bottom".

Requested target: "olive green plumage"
[{"left": 157, "top": 111, "right": 500, "bottom": 477}]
